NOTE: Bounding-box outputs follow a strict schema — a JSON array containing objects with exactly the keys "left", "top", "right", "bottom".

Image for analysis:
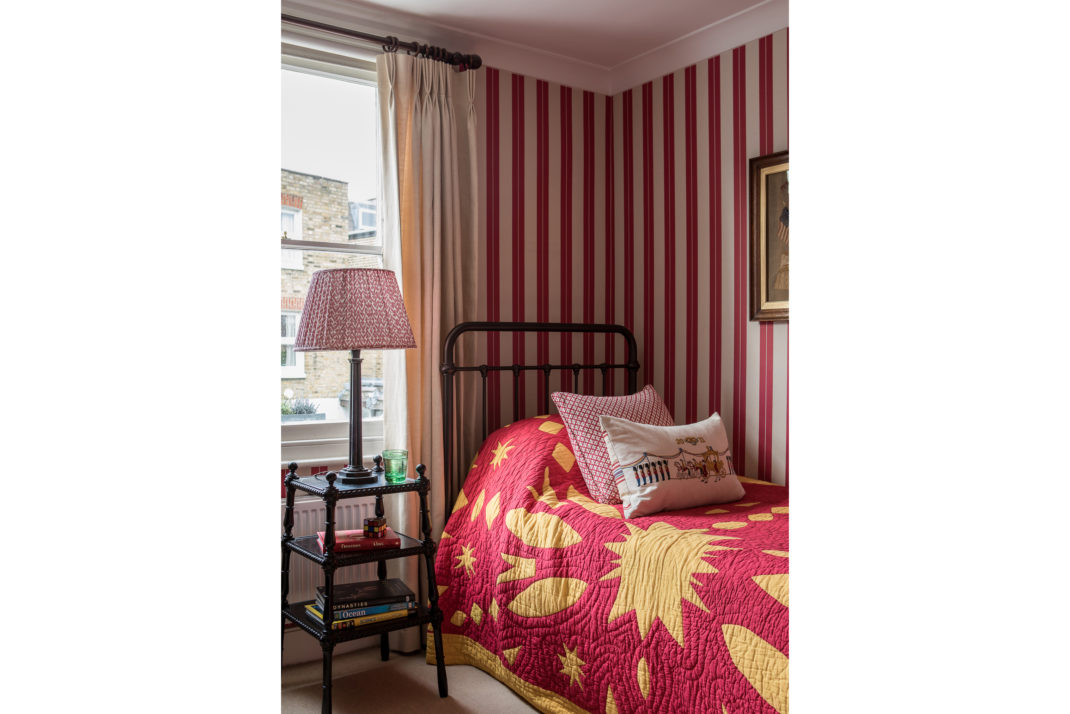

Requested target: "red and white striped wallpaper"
[{"left": 473, "top": 28, "right": 789, "bottom": 485}]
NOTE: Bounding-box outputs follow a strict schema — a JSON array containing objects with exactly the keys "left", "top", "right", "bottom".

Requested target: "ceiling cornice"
[
  {"left": 281, "top": 0, "right": 788, "bottom": 96},
  {"left": 608, "top": 0, "right": 787, "bottom": 93}
]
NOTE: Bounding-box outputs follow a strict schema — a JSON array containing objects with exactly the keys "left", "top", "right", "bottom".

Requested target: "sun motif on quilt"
[{"left": 600, "top": 521, "right": 739, "bottom": 647}]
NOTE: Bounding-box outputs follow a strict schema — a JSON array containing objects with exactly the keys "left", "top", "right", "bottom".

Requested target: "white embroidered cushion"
[
  {"left": 551, "top": 385, "right": 674, "bottom": 504},
  {"left": 600, "top": 412, "right": 746, "bottom": 518}
]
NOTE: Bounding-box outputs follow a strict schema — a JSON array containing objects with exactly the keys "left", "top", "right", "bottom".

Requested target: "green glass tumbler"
[{"left": 382, "top": 449, "right": 408, "bottom": 484}]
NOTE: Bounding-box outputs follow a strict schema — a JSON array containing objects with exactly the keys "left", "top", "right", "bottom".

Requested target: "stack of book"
[
  {"left": 316, "top": 527, "right": 402, "bottom": 554},
  {"left": 305, "top": 578, "right": 417, "bottom": 631}
]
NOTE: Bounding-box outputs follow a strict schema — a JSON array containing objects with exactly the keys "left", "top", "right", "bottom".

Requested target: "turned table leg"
[
  {"left": 281, "top": 464, "right": 298, "bottom": 653},
  {"left": 320, "top": 639, "right": 335, "bottom": 714},
  {"left": 417, "top": 465, "right": 448, "bottom": 697},
  {"left": 376, "top": 494, "right": 390, "bottom": 662}
]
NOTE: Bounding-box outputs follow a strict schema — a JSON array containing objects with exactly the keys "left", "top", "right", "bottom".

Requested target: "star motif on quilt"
[
  {"left": 557, "top": 643, "right": 585, "bottom": 689},
  {"left": 490, "top": 439, "right": 516, "bottom": 468},
  {"left": 454, "top": 543, "right": 477, "bottom": 577}
]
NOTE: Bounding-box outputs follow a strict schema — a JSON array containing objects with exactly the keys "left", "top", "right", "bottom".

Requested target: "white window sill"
[{"left": 281, "top": 416, "right": 384, "bottom": 467}]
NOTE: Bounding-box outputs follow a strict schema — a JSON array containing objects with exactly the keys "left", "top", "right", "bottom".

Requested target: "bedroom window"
[{"left": 281, "top": 54, "right": 387, "bottom": 474}]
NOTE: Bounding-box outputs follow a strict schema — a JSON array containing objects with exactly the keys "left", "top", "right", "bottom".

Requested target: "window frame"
[
  {"left": 281, "top": 204, "right": 303, "bottom": 241},
  {"left": 280, "top": 311, "right": 305, "bottom": 379},
  {"left": 357, "top": 203, "right": 375, "bottom": 231},
  {"left": 280, "top": 51, "right": 387, "bottom": 474},
  {"left": 281, "top": 205, "right": 304, "bottom": 270}
]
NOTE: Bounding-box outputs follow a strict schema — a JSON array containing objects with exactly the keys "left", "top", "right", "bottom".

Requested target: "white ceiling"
[
  {"left": 282, "top": 0, "right": 789, "bottom": 94},
  {"left": 350, "top": 0, "right": 768, "bottom": 68}
]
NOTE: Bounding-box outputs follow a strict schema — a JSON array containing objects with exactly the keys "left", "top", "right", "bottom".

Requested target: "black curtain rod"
[{"left": 282, "top": 14, "right": 482, "bottom": 71}]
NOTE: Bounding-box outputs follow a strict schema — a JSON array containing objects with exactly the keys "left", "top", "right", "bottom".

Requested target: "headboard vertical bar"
[
  {"left": 541, "top": 365, "right": 551, "bottom": 414},
  {"left": 511, "top": 366, "right": 521, "bottom": 423},
  {"left": 624, "top": 327, "right": 638, "bottom": 394}
]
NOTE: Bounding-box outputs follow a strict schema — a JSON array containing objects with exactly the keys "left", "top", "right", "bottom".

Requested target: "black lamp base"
[
  {"left": 337, "top": 465, "right": 379, "bottom": 485},
  {"left": 337, "top": 350, "right": 384, "bottom": 486}
]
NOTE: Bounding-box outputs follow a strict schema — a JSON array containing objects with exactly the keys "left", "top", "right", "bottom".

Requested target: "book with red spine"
[{"left": 316, "top": 527, "right": 401, "bottom": 553}]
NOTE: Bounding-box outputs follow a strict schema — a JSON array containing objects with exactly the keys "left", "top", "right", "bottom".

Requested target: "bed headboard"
[{"left": 440, "top": 321, "right": 640, "bottom": 509}]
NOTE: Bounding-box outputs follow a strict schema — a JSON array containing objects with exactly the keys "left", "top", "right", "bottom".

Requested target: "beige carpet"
[{"left": 282, "top": 646, "right": 537, "bottom": 713}]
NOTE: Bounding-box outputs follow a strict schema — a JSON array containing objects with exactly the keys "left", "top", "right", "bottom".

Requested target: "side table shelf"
[
  {"left": 285, "top": 533, "right": 427, "bottom": 566},
  {"left": 282, "top": 461, "right": 447, "bottom": 714},
  {"left": 283, "top": 602, "right": 433, "bottom": 643}
]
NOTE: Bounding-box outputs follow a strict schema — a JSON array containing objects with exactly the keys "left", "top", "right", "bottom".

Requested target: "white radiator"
[{"left": 282, "top": 496, "right": 378, "bottom": 604}]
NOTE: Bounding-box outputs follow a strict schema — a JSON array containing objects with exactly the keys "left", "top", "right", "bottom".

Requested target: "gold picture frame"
[{"left": 749, "top": 151, "right": 789, "bottom": 322}]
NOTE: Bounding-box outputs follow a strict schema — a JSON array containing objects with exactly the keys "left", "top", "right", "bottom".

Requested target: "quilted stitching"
[{"left": 551, "top": 385, "right": 674, "bottom": 504}]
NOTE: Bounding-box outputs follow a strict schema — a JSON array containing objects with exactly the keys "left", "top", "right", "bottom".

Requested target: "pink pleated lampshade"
[{"left": 294, "top": 268, "right": 416, "bottom": 351}]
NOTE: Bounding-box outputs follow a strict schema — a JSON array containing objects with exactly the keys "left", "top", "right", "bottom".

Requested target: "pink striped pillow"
[{"left": 551, "top": 385, "right": 675, "bottom": 504}]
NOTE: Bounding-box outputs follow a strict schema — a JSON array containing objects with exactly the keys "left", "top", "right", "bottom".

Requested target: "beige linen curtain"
[{"left": 377, "top": 53, "right": 479, "bottom": 651}]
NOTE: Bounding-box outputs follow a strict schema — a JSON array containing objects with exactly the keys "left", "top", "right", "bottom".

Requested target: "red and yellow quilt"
[{"left": 430, "top": 416, "right": 788, "bottom": 713}]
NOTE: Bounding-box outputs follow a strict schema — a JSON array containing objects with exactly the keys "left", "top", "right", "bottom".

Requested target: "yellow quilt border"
[
  {"left": 737, "top": 476, "right": 785, "bottom": 486},
  {"left": 426, "top": 631, "right": 588, "bottom": 714}
]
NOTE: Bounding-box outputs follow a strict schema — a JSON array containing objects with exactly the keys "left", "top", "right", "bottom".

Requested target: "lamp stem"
[
  {"left": 339, "top": 348, "right": 376, "bottom": 483},
  {"left": 349, "top": 348, "right": 362, "bottom": 470}
]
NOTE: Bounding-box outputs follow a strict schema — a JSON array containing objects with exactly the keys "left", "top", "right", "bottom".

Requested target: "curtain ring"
[{"left": 382, "top": 35, "right": 399, "bottom": 53}]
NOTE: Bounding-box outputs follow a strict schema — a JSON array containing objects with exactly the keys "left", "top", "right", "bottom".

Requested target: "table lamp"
[{"left": 294, "top": 267, "right": 416, "bottom": 484}]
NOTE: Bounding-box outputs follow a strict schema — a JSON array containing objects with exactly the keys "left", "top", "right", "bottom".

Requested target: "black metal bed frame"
[{"left": 440, "top": 321, "right": 640, "bottom": 508}]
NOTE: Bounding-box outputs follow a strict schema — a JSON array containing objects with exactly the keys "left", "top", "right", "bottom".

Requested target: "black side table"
[{"left": 282, "top": 461, "right": 447, "bottom": 713}]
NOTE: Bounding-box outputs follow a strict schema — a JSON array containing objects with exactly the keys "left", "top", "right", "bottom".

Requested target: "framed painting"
[{"left": 749, "top": 150, "right": 789, "bottom": 321}]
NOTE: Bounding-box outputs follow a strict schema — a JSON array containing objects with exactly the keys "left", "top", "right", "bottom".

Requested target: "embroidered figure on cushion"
[
  {"left": 613, "top": 445, "right": 733, "bottom": 488},
  {"left": 675, "top": 446, "right": 730, "bottom": 484},
  {"left": 627, "top": 459, "right": 672, "bottom": 487},
  {"left": 675, "top": 455, "right": 709, "bottom": 482}
]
